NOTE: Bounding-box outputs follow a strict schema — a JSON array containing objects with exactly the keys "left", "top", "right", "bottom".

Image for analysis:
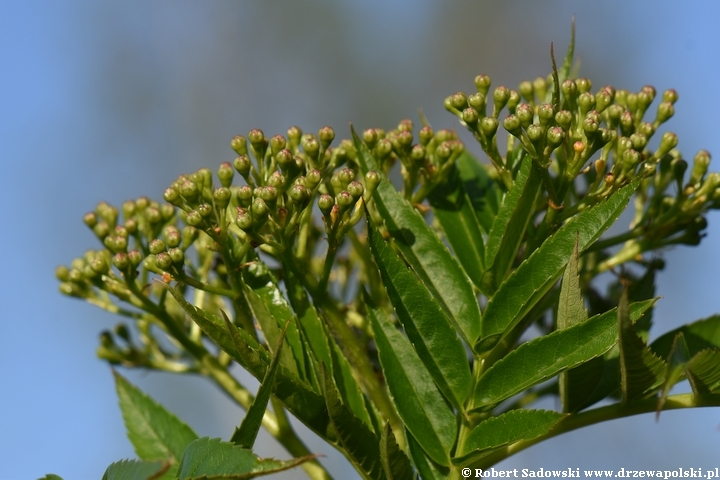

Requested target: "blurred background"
[{"left": 3, "top": 1, "right": 720, "bottom": 478}]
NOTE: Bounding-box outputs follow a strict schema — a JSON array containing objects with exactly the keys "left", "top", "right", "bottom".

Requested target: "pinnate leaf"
[
  {"left": 102, "top": 459, "right": 169, "bottom": 480},
  {"left": 686, "top": 349, "right": 720, "bottom": 394},
  {"left": 114, "top": 371, "right": 198, "bottom": 467},
  {"left": 367, "top": 220, "right": 472, "bottom": 410},
  {"left": 651, "top": 314, "right": 720, "bottom": 359},
  {"left": 478, "top": 177, "right": 641, "bottom": 352},
  {"left": 656, "top": 333, "right": 691, "bottom": 418},
  {"left": 380, "top": 423, "right": 414, "bottom": 480},
  {"left": 473, "top": 299, "right": 656, "bottom": 410},
  {"left": 177, "top": 437, "right": 313, "bottom": 479},
  {"left": 367, "top": 306, "right": 457, "bottom": 466},
  {"left": 454, "top": 409, "right": 566, "bottom": 466}
]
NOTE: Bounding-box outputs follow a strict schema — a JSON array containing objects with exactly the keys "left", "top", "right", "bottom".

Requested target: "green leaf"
[
  {"left": 472, "top": 299, "right": 656, "bottom": 410},
  {"left": 455, "top": 151, "right": 501, "bottom": 234},
  {"left": 242, "top": 262, "right": 305, "bottom": 379},
  {"left": 686, "top": 349, "right": 720, "bottom": 394},
  {"left": 231, "top": 321, "right": 287, "bottom": 449},
  {"left": 367, "top": 220, "right": 472, "bottom": 410},
  {"left": 651, "top": 315, "right": 720, "bottom": 359},
  {"left": 38, "top": 475, "right": 65, "bottom": 480},
  {"left": 561, "top": 356, "right": 608, "bottom": 412},
  {"left": 478, "top": 177, "right": 641, "bottom": 352},
  {"left": 559, "top": 18, "right": 576, "bottom": 83},
  {"left": 367, "top": 306, "right": 457, "bottom": 467},
  {"left": 102, "top": 459, "right": 169, "bottom": 480},
  {"left": 557, "top": 236, "right": 588, "bottom": 412},
  {"left": 285, "top": 269, "right": 374, "bottom": 429},
  {"left": 656, "top": 333, "right": 690, "bottom": 418},
  {"left": 114, "top": 371, "right": 198, "bottom": 471},
  {"left": 428, "top": 163, "right": 486, "bottom": 288},
  {"left": 406, "top": 432, "right": 448, "bottom": 480},
  {"left": 177, "top": 437, "right": 313, "bottom": 479},
  {"left": 380, "top": 423, "right": 414, "bottom": 480},
  {"left": 454, "top": 410, "right": 566, "bottom": 466},
  {"left": 320, "top": 365, "right": 384, "bottom": 480},
  {"left": 164, "top": 285, "right": 334, "bottom": 442},
  {"left": 353, "top": 126, "right": 482, "bottom": 344},
  {"left": 618, "top": 289, "right": 666, "bottom": 402},
  {"left": 482, "top": 155, "right": 543, "bottom": 294}
]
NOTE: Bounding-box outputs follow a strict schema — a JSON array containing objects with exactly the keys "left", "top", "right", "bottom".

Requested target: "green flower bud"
[
  {"left": 112, "top": 235, "right": 128, "bottom": 253},
  {"left": 304, "top": 169, "right": 321, "bottom": 191},
  {"left": 185, "top": 210, "right": 202, "bottom": 226},
  {"left": 526, "top": 124, "right": 544, "bottom": 144},
  {"left": 68, "top": 267, "right": 84, "bottom": 283},
  {"left": 546, "top": 126, "right": 565, "bottom": 148},
  {"left": 149, "top": 239, "right": 166, "bottom": 255},
  {"left": 236, "top": 207, "right": 253, "bottom": 231},
  {"left": 163, "top": 226, "right": 181, "bottom": 248},
  {"left": 214, "top": 187, "right": 232, "bottom": 210},
  {"left": 318, "top": 194, "right": 334, "bottom": 217},
  {"left": 288, "top": 184, "right": 310, "bottom": 206},
  {"left": 638, "top": 122, "right": 655, "bottom": 138},
  {"left": 136, "top": 196, "right": 150, "bottom": 211},
  {"left": 56, "top": 265, "right": 70, "bottom": 282},
  {"left": 560, "top": 80, "right": 577, "bottom": 101},
  {"left": 217, "top": 162, "right": 234, "bottom": 188},
  {"left": 662, "top": 89, "right": 679, "bottom": 104},
  {"left": 655, "top": 102, "right": 674, "bottom": 125},
  {"left": 516, "top": 103, "right": 534, "bottom": 128},
  {"left": 595, "top": 88, "right": 613, "bottom": 113},
  {"left": 410, "top": 145, "right": 425, "bottom": 165},
  {"left": 507, "top": 89, "right": 521, "bottom": 113},
  {"left": 163, "top": 187, "right": 183, "bottom": 207},
  {"left": 450, "top": 92, "right": 468, "bottom": 111},
  {"left": 267, "top": 171, "right": 285, "bottom": 190},
  {"left": 418, "top": 126, "right": 434, "bottom": 146},
  {"left": 168, "top": 247, "right": 184, "bottom": 265},
  {"left": 462, "top": 107, "right": 479, "bottom": 127},
  {"left": 146, "top": 206, "right": 162, "bottom": 224},
  {"left": 480, "top": 117, "right": 499, "bottom": 138},
  {"left": 180, "top": 179, "right": 199, "bottom": 204},
  {"left": 467, "top": 92, "right": 486, "bottom": 112},
  {"left": 128, "top": 250, "right": 143, "bottom": 267},
  {"left": 93, "top": 221, "right": 111, "bottom": 239},
  {"left": 629, "top": 132, "right": 647, "bottom": 151},
  {"left": 347, "top": 181, "right": 364, "bottom": 200},
  {"left": 619, "top": 110, "right": 634, "bottom": 135},
  {"left": 361, "top": 129, "right": 378, "bottom": 150},
  {"left": 160, "top": 204, "right": 174, "bottom": 222},
  {"left": 316, "top": 125, "right": 334, "bottom": 149},
  {"left": 234, "top": 155, "right": 252, "bottom": 177},
  {"left": 251, "top": 197, "right": 269, "bottom": 219},
  {"left": 124, "top": 218, "right": 138, "bottom": 235},
  {"left": 197, "top": 203, "right": 213, "bottom": 218},
  {"left": 112, "top": 252, "right": 129, "bottom": 270},
  {"left": 503, "top": 114, "right": 522, "bottom": 136},
  {"left": 97, "top": 202, "right": 119, "bottom": 227},
  {"left": 365, "top": 170, "right": 381, "bottom": 197},
  {"left": 554, "top": 110, "right": 572, "bottom": 130},
  {"left": 576, "top": 78, "right": 592, "bottom": 94},
  {"left": 690, "top": 150, "right": 711, "bottom": 186},
  {"left": 474, "top": 74, "right": 491, "bottom": 96},
  {"left": 578, "top": 92, "right": 595, "bottom": 115},
  {"left": 90, "top": 255, "right": 110, "bottom": 275},
  {"left": 533, "top": 76, "right": 548, "bottom": 101},
  {"left": 248, "top": 128, "right": 266, "bottom": 151},
  {"left": 83, "top": 212, "right": 98, "bottom": 229},
  {"left": 376, "top": 138, "right": 393, "bottom": 160},
  {"left": 672, "top": 158, "right": 688, "bottom": 186},
  {"left": 234, "top": 187, "right": 251, "bottom": 209},
  {"left": 396, "top": 131, "right": 413, "bottom": 151},
  {"left": 622, "top": 149, "right": 640, "bottom": 171},
  {"left": 155, "top": 252, "right": 172, "bottom": 271},
  {"left": 492, "top": 86, "right": 510, "bottom": 115},
  {"left": 538, "top": 103, "right": 554, "bottom": 127},
  {"left": 582, "top": 115, "right": 599, "bottom": 135},
  {"left": 287, "top": 125, "right": 302, "bottom": 150},
  {"left": 301, "top": 134, "right": 320, "bottom": 160},
  {"left": 336, "top": 190, "right": 354, "bottom": 214},
  {"left": 397, "top": 119, "right": 413, "bottom": 133},
  {"left": 269, "top": 134, "right": 286, "bottom": 156},
  {"left": 122, "top": 200, "right": 136, "bottom": 219},
  {"left": 655, "top": 132, "right": 679, "bottom": 160},
  {"left": 338, "top": 168, "right": 356, "bottom": 188},
  {"left": 231, "top": 135, "right": 248, "bottom": 156},
  {"left": 519, "top": 80, "right": 534, "bottom": 102}
]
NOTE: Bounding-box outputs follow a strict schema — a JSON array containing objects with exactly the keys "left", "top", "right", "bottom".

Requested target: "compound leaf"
[
  {"left": 454, "top": 409, "right": 566, "bottom": 466},
  {"left": 368, "top": 220, "right": 472, "bottom": 410},
  {"left": 656, "top": 332, "right": 690, "bottom": 418},
  {"left": 473, "top": 299, "right": 656, "bottom": 410},
  {"left": 651, "top": 315, "right": 720, "bottom": 359},
  {"left": 686, "top": 349, "right": 720, "bottom": 394},
  {"left": 478, "top": 177, "right": 641, "bottom": 353},
  {"left": 380, "top": 423, "right": 414, "bottom": 480},
  {"left": 368, "top": 306, "right": 457, "bottom": 466},
  {"left": 102, "top": 459, "right": 169, "bottom": 480},
  {"left": 177, "top": 438, "right": 312, "bottom": 479}
]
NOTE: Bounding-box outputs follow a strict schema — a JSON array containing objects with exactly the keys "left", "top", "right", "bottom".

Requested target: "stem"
[{"left": 467, "top": 393, "right": 720, "bottom": 469}]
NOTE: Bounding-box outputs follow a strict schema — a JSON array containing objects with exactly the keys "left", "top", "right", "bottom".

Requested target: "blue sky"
[{"left": 3, "top": 1, "right": 720, "bottom": 478}]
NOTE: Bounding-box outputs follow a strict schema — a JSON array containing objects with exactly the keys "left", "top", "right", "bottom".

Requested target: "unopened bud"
[
  {"left": 519, "top": 80, "right": 534, "bottom": 102},
  {"left": 546, "top": 127, "right": 565, "bottom": 148},
  {"left": 655, "top": 102, "right": 674, "bottom": 125},
  {"left": 662, "top": 89, "right": 679, "bottom": 104},
  {"left": 503, "top": 115, "right": 521, "bottom": 136},
  {"left": 217, "top": 162, "right": 234, "bottom": 188},
  {"left": 690, "top": 150, "right": 711, "bottom": 186},
  {"left": 318, "top": 194, "right": 334, "bottom": 217},
  {"left": 363, "top": 128, "right": 378, "bottom": 149},
  {"left": 231, "top": 135, "right": 248, "bottom": 156},
  {"left": 155, "top": 252, "right": 172, "bottom": 271},
  {"left": 467, "top": 92, "right": 485, "bottom": 112},
  {"left": 554, "top": 110, "right": 572, "bottom": 130},
  {"left": 576, "top": 78, "right": 592, "bottom": 94},
  {"left": 480, "top": 117, "right": 499, "bottom": 138},
  {"left": 462, "top": 107, "right": 479, "bottom": 127},
  {"left": 418, "top": 126, "right": 434, "bottom": 146},
  {"left": 516, "top": 103, "right": 533, "bottom": 128},
  {"left": 236, "top": 207, "right": 253, "bottom": 231},
  {"left": 474, "top": 74, "right": 491, "bottom": 96},
  {"left": 538, "top": 104, "right": 555, "bottom": 127}
]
